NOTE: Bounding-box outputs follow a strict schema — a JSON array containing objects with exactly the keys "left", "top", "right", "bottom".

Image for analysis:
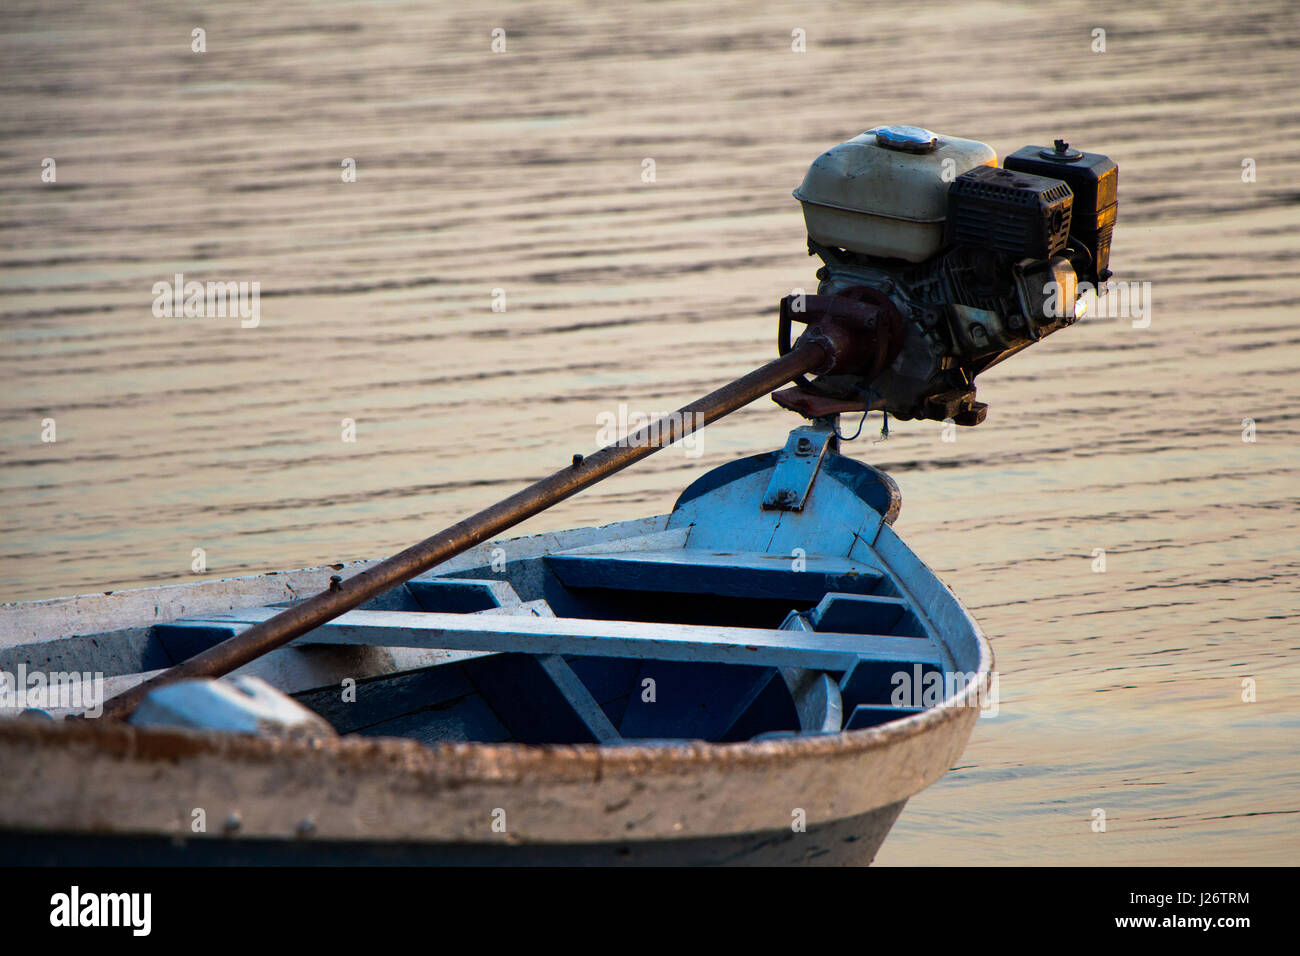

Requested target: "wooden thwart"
[{"left": 177, "top": 606, "right": 942, "bottom": 672}]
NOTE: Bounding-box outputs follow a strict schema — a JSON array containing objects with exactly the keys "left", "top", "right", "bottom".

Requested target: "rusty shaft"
[{"left": 100, "top": 337, "right": 833, "bottom": 720}]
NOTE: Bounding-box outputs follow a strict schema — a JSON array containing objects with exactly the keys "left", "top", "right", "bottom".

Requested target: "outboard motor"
[{"left": 777, "top": 125, "right": 1118, "bottom": 425}]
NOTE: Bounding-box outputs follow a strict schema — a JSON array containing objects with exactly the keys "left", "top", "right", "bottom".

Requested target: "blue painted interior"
[{"left": 137, "top": 438, "right": 977, "bottom": 746}]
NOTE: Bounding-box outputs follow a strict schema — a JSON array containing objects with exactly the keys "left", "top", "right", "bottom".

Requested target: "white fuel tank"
[{"left": 794, "top": 125, "right": 997, "bottom": 263}]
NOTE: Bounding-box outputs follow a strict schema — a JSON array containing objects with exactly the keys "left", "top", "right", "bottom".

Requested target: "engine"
[{"left": 779, "top": 124, "right": 1118, "bottom": 425}]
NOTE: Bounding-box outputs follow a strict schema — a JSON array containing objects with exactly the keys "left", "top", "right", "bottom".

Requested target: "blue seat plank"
[
  {"left": 809, "top": 593, "right": 910, "bottom": 635},
  {"left": 155, "top": 598, "right": 554, "bottom": 665},
  {"left": 185, "top": 607, "right": 945, "bottom": 672},
  {"left": 844, "top": 703, "right": 925, "bottom": 730},
  {"left": 153, "top": 623, "right": 241, "bottom": 664},
  {"left": 544, "top": 549, "right": 883, "bottom": 601},
  {"left": 840, "top": 658, "right": 943, "bottom": 710},
  {"left": 406, "top": 578, "right": 523, "bottom": 614}
]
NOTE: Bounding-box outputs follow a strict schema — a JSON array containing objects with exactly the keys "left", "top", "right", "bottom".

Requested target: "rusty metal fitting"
[{"left": 777, "top": 291, "right": 904, "bottom": 381}]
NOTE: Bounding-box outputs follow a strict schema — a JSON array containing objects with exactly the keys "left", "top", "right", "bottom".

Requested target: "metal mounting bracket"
[{"left": 762, "top": 424, "right": 834, "bottom": 512}]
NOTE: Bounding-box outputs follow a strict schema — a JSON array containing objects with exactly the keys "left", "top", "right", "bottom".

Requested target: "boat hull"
[
  {"left": 0, "top": 801, "right": 907, "bottom": 866},
  {"left": 0, "top": 444, "right": 992, "bottom": 865}
]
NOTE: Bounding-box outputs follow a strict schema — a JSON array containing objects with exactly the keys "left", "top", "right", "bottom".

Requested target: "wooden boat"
[{"left": 0, "top": 422, "right": 992, "bottom": 865}]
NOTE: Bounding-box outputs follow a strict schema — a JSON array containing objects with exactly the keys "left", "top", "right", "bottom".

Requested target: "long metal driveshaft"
[{"left": 100, "top": 337, "right": 833, "bottom": 720}]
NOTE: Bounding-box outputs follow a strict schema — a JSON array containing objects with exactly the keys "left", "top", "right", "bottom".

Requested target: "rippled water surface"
[{"left": 1, "top": 0, "right": 1297, "bottom": 864}]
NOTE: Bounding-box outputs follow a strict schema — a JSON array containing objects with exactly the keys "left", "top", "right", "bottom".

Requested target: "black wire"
[
  {"left": 834, "top": 407, "right": 871, "bottom": 442},
  {"left": 832, "top": 385, "right": 890, "bottom": 444}
]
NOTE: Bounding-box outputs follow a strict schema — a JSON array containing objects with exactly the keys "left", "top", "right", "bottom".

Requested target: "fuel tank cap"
[
  {"left": 1039, "top": 138, "right": 1084, "bottom": 161},
  {"left": 870, "top": 125, "right": 938, "bottom": 153}
]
